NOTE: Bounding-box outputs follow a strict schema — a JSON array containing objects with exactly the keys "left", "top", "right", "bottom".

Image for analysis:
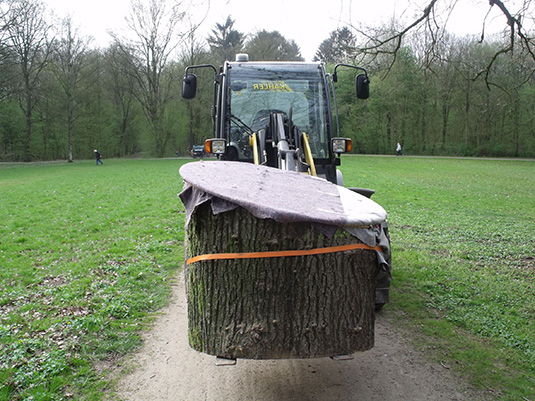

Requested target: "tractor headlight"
[
  {"left": 332, "top": 138, "right": 352, "bottom": 154},
  {"left": 205, "top": 138, "right": 226, "bottom": 155}
]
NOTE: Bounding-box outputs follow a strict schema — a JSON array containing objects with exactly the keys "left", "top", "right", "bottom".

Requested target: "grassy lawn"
[
  {"left": 342, "top": 156, "right": 535, "bottom": 400},
  {"left": 0, "top": 159, "right": 187, "bottom": 400},
  {"left": 1, "top": 156, "right": 534, "bottom": 400}
]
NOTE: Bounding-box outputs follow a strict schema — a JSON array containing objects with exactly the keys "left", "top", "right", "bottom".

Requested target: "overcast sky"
[{"left": 43, "top": 0, "right": 508, "bottom": 61}]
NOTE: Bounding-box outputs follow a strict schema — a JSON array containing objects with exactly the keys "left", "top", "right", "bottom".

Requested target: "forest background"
[{"left": 1, "top": 0, "right": 535, "bottom": 162}]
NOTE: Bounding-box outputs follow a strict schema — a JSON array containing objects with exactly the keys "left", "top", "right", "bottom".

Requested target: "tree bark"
[{"left": 185, "top": 202, "right": 380, "bottom": 359}]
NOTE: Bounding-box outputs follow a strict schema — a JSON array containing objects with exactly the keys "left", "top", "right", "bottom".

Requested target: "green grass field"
[{"left": 1, "top": 156, "right": 534, "bottom": 400}]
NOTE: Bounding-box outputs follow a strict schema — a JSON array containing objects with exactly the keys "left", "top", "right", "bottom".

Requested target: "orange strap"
[{"left": 186, "top": 243, "right": 382, "bottom": 265}]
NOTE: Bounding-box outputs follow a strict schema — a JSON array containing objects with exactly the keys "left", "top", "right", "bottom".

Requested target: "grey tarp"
[{"left": 178, "top": 161, "right": 391, "bottom": 272}]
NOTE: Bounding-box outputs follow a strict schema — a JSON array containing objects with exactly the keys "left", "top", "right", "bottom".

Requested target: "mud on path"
[{"left": 113, "top": 273, "right": 485, "bottom": 401}]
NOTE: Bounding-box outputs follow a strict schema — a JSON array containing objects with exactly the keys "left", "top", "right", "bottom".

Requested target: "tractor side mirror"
[
  {"left": 182, "top": 74, "right": 197, "bottom": 99},
  {"left": 356, "top": 74, "right": 369, "bottom": 100}
]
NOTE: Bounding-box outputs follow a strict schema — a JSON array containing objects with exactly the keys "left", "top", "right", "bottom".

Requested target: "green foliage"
[
  {"left": 0, "top": 100, "right": 25, "bottom": 161},
  {"left": 244, "top": 30, "right": 304, "bottom": 61},
  {"left": 314, "top": 27, "right": 356, "bottom": 63},
  {"left": 334, "top": 39, "right": 535, "bottom": 158},
  {"left": 1, "top": 6, "right": 535, "bottom": 161},
  {"left": 0, "top": 159, "right": 187, "bottom": 400},
  {"left": 207, "top": 16, "right": 245, "bottom": 64},
  {"left": 341, "top": 155, "right": 535, "bottom": 399}
]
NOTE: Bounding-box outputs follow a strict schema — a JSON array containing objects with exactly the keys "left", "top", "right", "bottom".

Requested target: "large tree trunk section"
[{"left": 185, "top": 202, "right": 380, "bottom": 360}]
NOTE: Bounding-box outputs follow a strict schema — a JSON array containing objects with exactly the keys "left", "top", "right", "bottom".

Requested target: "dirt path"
[{"left": 114, "top": 273, "right": 484, "bottom": 401}]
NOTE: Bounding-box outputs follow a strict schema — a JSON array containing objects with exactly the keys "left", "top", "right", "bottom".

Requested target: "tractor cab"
[{"left": 182, "top": 54, "right": 369, "bottom": 186}]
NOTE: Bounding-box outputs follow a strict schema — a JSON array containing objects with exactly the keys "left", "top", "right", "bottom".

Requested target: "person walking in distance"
[
  {"left": 94, "top": 150, "right": 103, "bottom": 165},
  {"left": 396, "top": 143, "right": 402, "bottom": 156}
]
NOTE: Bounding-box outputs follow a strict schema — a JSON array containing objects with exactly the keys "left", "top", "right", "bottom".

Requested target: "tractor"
[{"left": 181, "top": 54, "right": 390, "bottom": 308}]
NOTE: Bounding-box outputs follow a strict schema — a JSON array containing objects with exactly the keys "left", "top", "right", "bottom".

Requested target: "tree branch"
[{"left": 351, "top": 0, "right": 535, "bottom": 86}]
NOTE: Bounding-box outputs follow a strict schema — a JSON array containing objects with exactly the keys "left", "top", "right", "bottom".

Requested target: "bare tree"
[
  {"left": 0, "top": 1, "right": 13, "bottom": 101},
  {"left": 351, "top": 0, "right": 535, "bottom": 84},
  {"left": 113, "top": 0, "right": 188, "bottom": 157},
  {"left": 1, "top": 0, "right": 54, "bottom": 161},
  {"left": 104, "top": 43, "right": 139, "bottom": 156},
  {"left": 180, "top": 16, "right": 211, "bottom": 150},
  {"left": 53, "top": 15, "right": 91, "bottom": 163}
]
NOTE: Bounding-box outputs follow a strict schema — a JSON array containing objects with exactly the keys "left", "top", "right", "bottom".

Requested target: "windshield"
[{"left": 227, "top": 63, "right": 330, "bottom": 160}]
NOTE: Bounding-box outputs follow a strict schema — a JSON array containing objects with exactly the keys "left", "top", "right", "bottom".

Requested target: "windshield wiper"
[{"left": 230, "top": 114, "right": 254, "bottom": 136}]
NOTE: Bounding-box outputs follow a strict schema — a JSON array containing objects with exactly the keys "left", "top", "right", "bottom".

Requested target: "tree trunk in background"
[
  {"left": 24, "top": 102, "right": 32, "bottom": 162},
  {"left": 419, "top": 90, "right": 428, "bottom": 153},
  {"left": 441, "top": 102, "right": 450, "bottom": 152},
  {"left": 513, "top": 93, "right": 520, "bottom": 157},
  {"left": 185, "top": 202, "right": 379, "bottom": 359},
  {"left": 464, "top": 75, "right": 471, "bottom": 148},
  {"left": 67, "top": 95, "right": 74, "bottom": 163}
]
